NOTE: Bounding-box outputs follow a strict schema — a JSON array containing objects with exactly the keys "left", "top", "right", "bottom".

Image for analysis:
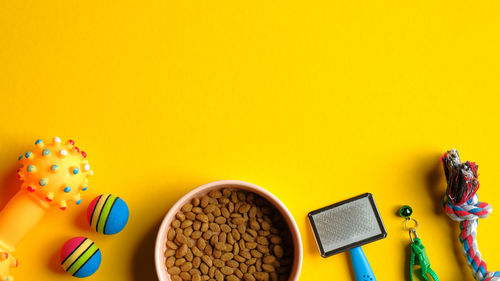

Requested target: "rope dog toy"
[
  {"left": 0, "top": 138, "right": 92, "bottom": 281},
  {"left": 441, "top": 149, "right": 500, "bottom": 281}
]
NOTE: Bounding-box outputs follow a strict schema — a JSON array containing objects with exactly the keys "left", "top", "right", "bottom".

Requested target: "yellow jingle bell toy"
[{"left": 0, "top": 137, "right": 92, "bottom": 281}]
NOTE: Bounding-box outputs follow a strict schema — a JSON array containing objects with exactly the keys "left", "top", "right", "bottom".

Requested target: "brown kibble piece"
[
  {"left": 179, "top": 271, "right": 191, "bottom": 280},
  {"left": 256, "top": 237, "right": 268, "bottom": 245},
  {"left": 244, "top": 273, "right": 256, "bottom": 281},
  {"left": 221, "top": 252, "right": 234, "bottom": 261},
  {"left": 220, "top": 224, "right": 231, "bottom": 233},
  {"left": 172, "top": 275, "right": 182, "bottom": 281},
  {"left": 262, "top": 264, "right": 275, "bottom": 272},
  {"left": 200, "top": 263, "right": 209, "bottom": 274},
  {"left": 215, "top": 269, "right": 224, "bottom": 281},
  {"left": 177, "top": 244, "right": 188, "bottom": 257},
  {"left": 227, "top": 275, "right": 239, "bottom": 281},
  {"left": 263, "top": 255, "right": 276, "bottom": 264},
  {"left": 273, "top": 245, "right": 284, "bottom": 258},
  {"left": 180, "top": 262, "right": 193, "bottom": 272},
  {"left": 197, "top": 213, "right": 209, "bottom": 223},
  {"left": 254, "top": 272, "right": 269, "bottom": 281},
  {"left": 166, "top": 256, "right": 176, "bottom": 268},
  {"left": 270, "top": 236, "right": 282, "bottom": 244},
  {"left": 181, "top": 220, "right": 193, "bottom": 228},
  {"left": 192, "top": 273, "right": 201, "bottom": 281},
  {"left": 168, "top": 266, "right": 181, "bottom": 275},
  {"left": 221, "top": 266, "right": 234, "bottom": 275},
  {"left": 209, "top": 190, "right": 222, "bottom": 199}
]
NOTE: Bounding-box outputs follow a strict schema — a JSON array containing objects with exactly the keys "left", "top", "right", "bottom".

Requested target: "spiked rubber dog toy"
[{"left": 0, "top": 138, "right": 92, "bottom": 281}]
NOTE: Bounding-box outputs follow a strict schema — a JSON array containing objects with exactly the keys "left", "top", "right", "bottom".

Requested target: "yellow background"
[{"left": 1, "top": 1, "right": 500, "bottom": 280}]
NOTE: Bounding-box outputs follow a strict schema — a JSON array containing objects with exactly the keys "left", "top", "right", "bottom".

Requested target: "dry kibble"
[
  {"left": 201, "top": 196, "right": 210, "bottom": 208},
  {"left": 197, "top": 213, "right": 209, "bottom": 223},
  {"left": 185, "top": 249, "right": 194, "bottom": 261},
  {"left": 209, "top": 190, "right": 222, "bottom": 199},
  {"left": 184, "top": 227, "right": 194, "bottom": 237},
  {"left": 244, "top": 273, "right": 256, "bottom": 281},
  {"left": 175, "top": 258, "right": 186, "bottom": 266},
  {"left": 251, "top": 249, "right": 263, "bottom": 258},
  {"left": 262, "top": 264, "right": 275, "bottom": 272},
  {"left": 181, "top": 262, "right": 193, "bottom": 272},
  {"left": 204, "top": 204, "right": 216, "bottom": 213},
  {"left": 233, "top": 217, "right": 245, "bottom": 225},
  {"left": 257, "top": 245, "right": 270, "bottom": 254},
  {"left": 192, "top": 231, "right": 202, "bottom": 239},
  {"left": 168, "top": 228, "right": 176, "bottom": 240},
  {"left": 166, "top": 189, "right": 294, "bottom": 281},
  {"left": 177, "top": 244, "right": 188, "bottom": 257},
  {"left": 202, "top": 255, "right": 213, "bottom": 267},
  {"left": 181, "top": 220, "right": 193, "bottom": 228},
  {"left": 257, "top": 237, "right": 268, "bottom": 246},
  {"left": 227, "top": 260, "right": 239, "bottom": 268},
  {"left": 215, "top": 216, "right": 226, "bottom": 224},
  {"left": 200, "top": 263, "right": 209, "bottom": 274},
  {"left": 270, "top": 236, "right": 281, "bottom": 244},
  {"left": 186, "top": 212, "right": 196, "bottom": 220},
  {"left": 273, "top": 245, "right": 284, "bottom": 258},
  {"left": 247, "top": 229, "right": 258, "bottom": 238},
  {"left": 254, "top": 272, "right": 269, "bottom": 281},
  {"left": 213, "top": 249, "right": 222, "bottom": 258},
  {"left": 263, "top": 255, "right": 276, "bottom": 264},
  {"left": 221, "top": 266, "right": 234, "bottom": 275},
  {"left": 246, "top": 242, "right": 257, "bottom": 249},
  {"left": 193, "top": 256, "right": 201, "bottom": 268},
  {"left": 167, "top": 240, "right": 179, "bottom": 250},
  {"left": 166, "top": 256, "right": 176, "bottom": 268},
  {"left": 168, "top": 267, "right": 181, "bottom": 275},
  {"left": 215, "top": 269, "right": 224, "bottom": 281},
  {"left": 209, "top": 223, "right": 220, "bottom": 232},
  {"left": 193, "top": 246, "right": 203, "bottom": 257},
  {"left": 172, "top": 219, "right": 181, "bottom": 228},
  {"left": 180, "top": 271, "right": 191, "bottom": 280},
  {"left": 248, "top": 265, "right": 257, "bottom": 274},
  {"left": 220, "top": 224, "right": 231, "bottom": 233},
  {"left": 221, "top": 252, "right": 234, "bottom": 261},
  {"left": 240, "top": 251, "right": 251, "bottom": 260}
]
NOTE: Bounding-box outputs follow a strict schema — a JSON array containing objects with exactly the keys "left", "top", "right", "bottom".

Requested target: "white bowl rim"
[{"left": 154, "top": 179, "right": 303, "bottom": 281}]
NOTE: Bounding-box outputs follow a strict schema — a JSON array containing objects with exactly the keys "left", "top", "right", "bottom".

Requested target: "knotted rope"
[{"left": 441, "top": 149, "right": 500, "bottom": 281}]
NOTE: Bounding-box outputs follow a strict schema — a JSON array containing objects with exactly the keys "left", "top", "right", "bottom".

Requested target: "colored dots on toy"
[
  {"left": 87, "top": 194, "right": 129, "bottom": 235},
  {"left": 27, "top": 165, "right": 35, "bottom": 173},
  {"left": 60, "top": 237, "right": 101, "bottom": 278},
  {"left": 18, "top": 137, "right": 91, "bottom": 210}
]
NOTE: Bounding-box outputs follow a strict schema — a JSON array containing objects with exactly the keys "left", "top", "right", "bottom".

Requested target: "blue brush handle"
[{"left": 349, "top": 246, "right": 376, "bottom": 281}]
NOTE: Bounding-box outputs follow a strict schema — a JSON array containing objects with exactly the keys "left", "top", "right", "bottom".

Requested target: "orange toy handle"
[
  {"left": 0, "top": 191, "right": 46, "bottom": 248},
  {"left": 0, "top": 191, "right": 44, "bottom": 281}
]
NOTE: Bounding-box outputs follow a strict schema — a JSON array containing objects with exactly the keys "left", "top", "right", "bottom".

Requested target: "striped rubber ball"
[
  {"left": 87, "top": 194, "right": 129, "bottom": 235},
  {"left": 60, "top": 237, "right": 101, "bottom": 278}
]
